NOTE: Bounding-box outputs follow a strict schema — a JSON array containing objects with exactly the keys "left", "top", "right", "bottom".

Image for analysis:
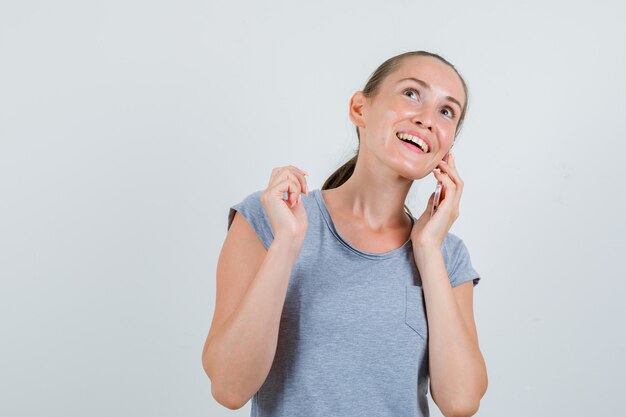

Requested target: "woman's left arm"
[
  {"left": 413, "top": 247, "right": 488, "bottom": 417},
  {"left": 410, "top": 153, "right": 488, "bottom": 417}
]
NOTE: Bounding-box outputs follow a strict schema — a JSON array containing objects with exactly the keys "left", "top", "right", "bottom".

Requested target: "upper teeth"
[{"left": 397, "top": 132, "right": 429, "bottom": 153}]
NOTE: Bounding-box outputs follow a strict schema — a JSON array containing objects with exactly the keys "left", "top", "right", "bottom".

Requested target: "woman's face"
[{"left": 351, "top": 56, "right": 466, "bottom": 179}]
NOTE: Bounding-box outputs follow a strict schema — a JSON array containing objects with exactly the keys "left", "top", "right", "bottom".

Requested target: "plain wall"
[{"left": 1, "top": 0, "right": 625, "bottom": 416}]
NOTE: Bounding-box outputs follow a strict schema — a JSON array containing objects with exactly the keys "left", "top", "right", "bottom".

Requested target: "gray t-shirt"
[{"left": 227, "top": 188, "right": 481, "bottom": 417}]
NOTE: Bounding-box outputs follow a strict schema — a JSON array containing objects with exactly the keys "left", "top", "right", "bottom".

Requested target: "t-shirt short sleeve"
[
  {"left": 443, "top": 233, "right": 481, "bottom": 288},
  {"left": 227, "top": 189, "right": 274, "bottom": 250}
]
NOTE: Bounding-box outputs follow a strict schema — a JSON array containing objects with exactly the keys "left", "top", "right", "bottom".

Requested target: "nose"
[{"left": 411, "top": 107, "right": 435, "bottom": 131}]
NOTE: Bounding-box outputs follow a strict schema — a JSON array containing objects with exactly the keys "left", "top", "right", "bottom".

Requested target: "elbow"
[
  {"left": 206, "top": 371, "right": 246, "bottom": 410},
  {"left": 439, "top": 361, "right": 488, "bottom": 417},
  {"left": 202, "top": 347, "right": 245, "bottom": 410},
  {"left": 213, "top": 385, "right": 245, "bottom": 410},
  {"left": 441, "top": 400, "right": 481, "bottom": 417},
  {"left": 433, "top": 384, "right": 485, "bottom": 417},
  {"left": 443, "top": 364, "right": 488, "bottom": 416}
]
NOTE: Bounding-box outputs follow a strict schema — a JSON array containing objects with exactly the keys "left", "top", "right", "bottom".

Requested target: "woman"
[{"left": 203, "top": 50, "right": 488, "bottom": 417}]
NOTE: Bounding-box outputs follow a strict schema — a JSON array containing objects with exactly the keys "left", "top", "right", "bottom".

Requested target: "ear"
[{"left": 348, "top": 91, "right": 367, "bottom": 128}]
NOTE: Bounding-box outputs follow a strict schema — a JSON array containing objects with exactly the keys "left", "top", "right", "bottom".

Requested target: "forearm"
[
  {"left": 413, "top": 246, "right": 487, "bottom": 416},
  {"left": 204, "top": 238, "right": 301, "bottom": 408}
]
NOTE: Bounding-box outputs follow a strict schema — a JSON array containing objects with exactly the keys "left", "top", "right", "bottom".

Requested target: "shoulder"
[
  {"left": 442, "top": 232, "right": 481, "bottom": 288},
  {"left": 227, "top": 189, "right": 274, "bottom": 249},
  {"left": 443, "top": 231, "right": 462, "bottom": 246},
  {"left": 228, "top": 189, "right": 263, "bottom": 225}
]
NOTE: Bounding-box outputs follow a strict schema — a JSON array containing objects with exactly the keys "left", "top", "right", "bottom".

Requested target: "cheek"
[{"left": 383, "top": 108, "right": 400, "bottom": 123}]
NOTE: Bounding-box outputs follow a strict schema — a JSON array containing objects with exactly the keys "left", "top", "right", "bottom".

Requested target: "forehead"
[{"left": 385, "top": 56, "right": 465, "bottom": 105}]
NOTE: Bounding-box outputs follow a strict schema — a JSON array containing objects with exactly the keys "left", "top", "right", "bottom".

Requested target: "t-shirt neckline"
[{"left": 312, "top": 188, "right": 414, "bottom": 260}]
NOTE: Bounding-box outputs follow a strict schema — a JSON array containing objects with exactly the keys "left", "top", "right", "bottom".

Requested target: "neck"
[{"left": 325, "top": 161, "right": 413, "bottom": 231}]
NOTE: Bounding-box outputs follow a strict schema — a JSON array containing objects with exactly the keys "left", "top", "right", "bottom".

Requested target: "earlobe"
[{"left": 349, "top": 91, "right": 366, "bottom": 128}]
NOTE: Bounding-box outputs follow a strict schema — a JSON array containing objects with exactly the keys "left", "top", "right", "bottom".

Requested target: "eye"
[
  {"left": 441, "top": 106, "right": 457, "bottom": 119},
  {"left": 403, "top": 88, "right": 420, "bottom": 100}
]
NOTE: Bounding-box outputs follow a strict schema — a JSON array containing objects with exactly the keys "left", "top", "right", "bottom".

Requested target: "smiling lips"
[{"left": 396, "top": 132, "right": 430, "bottom": 153}]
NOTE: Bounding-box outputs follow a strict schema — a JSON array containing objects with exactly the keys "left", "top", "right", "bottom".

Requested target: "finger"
[
  {"left": 288, "top": 166, "right": 309, "bottom": 195},
  {"left": 437, "top": 159, "right": 463, "bottom": 190},
  {"left": 441, "top": 172, "right": 461, "bottom": 213},
  {"left": 285, "top": 172, "right": 306, "bottom": 206},
  {"left": 432, "top": 170, "right": 456, "bottom": 202},
  {"left": 270, "top": 166, "right": 308, "bottom": 197},
  {"left": 441, "top": 153, "right": 461, "bottom": 178},
  {"left": 271, "top": 170, "right": 302, "bottom": 206},
  {"left": 281, "top": 166, "right": 308, "bottom": 196},
  {"left": 288, "top": 165, "right": 309, "bottom": 177},
  {"left": 278, "top": 176, "right": 303, "bottom": 208},
  {"left": 433, "top": 169, "right": 453, "bottom": 186},
  {"left": 448, "top": 153, "right": 464, "bottom": 191},
  {"left": 448, "top": 154, "right": 464, "bottom": 204}
]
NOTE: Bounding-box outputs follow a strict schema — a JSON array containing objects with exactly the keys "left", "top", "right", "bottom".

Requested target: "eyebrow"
[{"left": 397, "top": 77, "right": 463, "bottom": 111}]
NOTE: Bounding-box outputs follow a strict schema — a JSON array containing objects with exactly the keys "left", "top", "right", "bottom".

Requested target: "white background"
[{"left": 1, "top": 0, "right": 625, "bottom": 416}]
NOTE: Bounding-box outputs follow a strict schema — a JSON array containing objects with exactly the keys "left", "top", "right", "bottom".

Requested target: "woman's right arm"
[{"left": 202, "top": 166, "right": 308, "bottom": 410}]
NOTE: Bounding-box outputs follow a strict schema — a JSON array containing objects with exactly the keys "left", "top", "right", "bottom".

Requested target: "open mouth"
[{"left": 396, "top": 132, "right": 429, "bottom": 153}]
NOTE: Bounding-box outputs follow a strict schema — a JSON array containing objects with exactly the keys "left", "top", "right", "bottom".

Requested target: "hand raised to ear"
[{"left": 410, "top": 153, "right": 464, "bottom": 249}]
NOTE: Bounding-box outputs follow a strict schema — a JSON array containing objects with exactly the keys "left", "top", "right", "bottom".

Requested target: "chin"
[{"left": 400, "top": 168, "right": 430, "bottom": 181}]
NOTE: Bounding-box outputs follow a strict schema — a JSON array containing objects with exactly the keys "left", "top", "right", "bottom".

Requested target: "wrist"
[
  {"left": 270, "top": 236, "right": 304, "bottom": 259},
  {"left": 412, "top": 244, "right": 443, "bottom": 265}
]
